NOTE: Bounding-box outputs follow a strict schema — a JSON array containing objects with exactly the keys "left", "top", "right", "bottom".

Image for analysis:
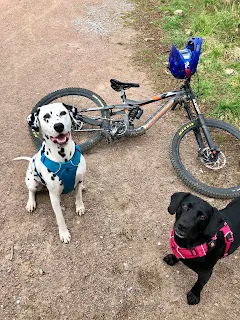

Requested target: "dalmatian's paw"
[
  {"left": 59, "top": 228, "right": 71, "bottom": 243},
  {"left": 26, "top": 200, "right": 36, "bottom": 212},
  {"left": 76, "top": 204, "right": 85, "bottom": 216}
]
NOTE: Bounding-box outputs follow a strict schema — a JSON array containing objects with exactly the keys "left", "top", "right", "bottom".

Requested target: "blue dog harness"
[{"left": 35, "top": 145, "right": 82, "bottom": 194}]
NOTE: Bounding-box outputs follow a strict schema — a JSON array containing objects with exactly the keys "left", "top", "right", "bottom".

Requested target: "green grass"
[{"left": 130, "top": 0, "right": 240, "bottom": 127}]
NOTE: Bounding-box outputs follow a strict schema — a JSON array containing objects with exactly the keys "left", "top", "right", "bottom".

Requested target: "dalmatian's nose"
[{"left": 54, "top": 123, "right": 64, "bottom": 133}]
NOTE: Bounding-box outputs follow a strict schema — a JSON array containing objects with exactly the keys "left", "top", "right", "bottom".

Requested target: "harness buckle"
[
  {"left": 207, "top": 239, "right": 216, "bottom": 250},
  {"left": 226, "top": 231, "right": 234, "bottom": 242}
]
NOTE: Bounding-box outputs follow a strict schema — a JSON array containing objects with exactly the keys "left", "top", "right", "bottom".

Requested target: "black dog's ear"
[
  {"left": 27, "top": 108, "right": 40, "bottom": 132},
  {"left": 168, "top": 192, "right": 190, "bottom": 214},
  {"left": 63, "top": 103, "right": 78, "bottom": 119},
  {"left": 203, "top": 207, "right": 223, "bottom": 238}
]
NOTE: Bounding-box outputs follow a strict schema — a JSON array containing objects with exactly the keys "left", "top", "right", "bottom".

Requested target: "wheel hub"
[{"left": 199, "top": 147, "right": 226, "bottom": 170}]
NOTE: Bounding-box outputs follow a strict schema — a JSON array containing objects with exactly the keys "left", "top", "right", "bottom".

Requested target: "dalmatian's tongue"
[{"left": 50, "top": 132, "right": 70, "bottom": 145}]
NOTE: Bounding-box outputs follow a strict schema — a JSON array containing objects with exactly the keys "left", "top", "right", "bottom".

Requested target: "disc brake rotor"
[{"left": 199, "top": 147, "right": 226, "bottom": 170}]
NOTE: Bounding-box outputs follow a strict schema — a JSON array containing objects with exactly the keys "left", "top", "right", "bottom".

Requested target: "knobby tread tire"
[{"left": 170, "top": 119, "right": 240, "bottom": 199}]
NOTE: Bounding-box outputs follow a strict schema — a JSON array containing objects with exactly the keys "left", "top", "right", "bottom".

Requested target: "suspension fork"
[
  {"left": 183, "top": 79, "right": 219, "bottom": 153},
  {"left": 184, "top": 99, "right": 218, "bottom": 152},
  {"left": 191, "top": 98, "right": 219, "bottom": 152},
  {"left": 184, "top": 101, "right": 205, "bottom": 149}
]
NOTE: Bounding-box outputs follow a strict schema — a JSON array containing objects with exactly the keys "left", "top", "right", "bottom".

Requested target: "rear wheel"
[
  {"left": 170, "top": 119, "right": 240, "bottom": 198},
  {"left": 29, "top": 88, "right": 109, "bottom": 152}
]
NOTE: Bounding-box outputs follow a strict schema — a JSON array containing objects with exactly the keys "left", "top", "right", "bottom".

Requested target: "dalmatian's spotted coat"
[{"left": 14, "top": 103, "right": 86, "bottom": 243}]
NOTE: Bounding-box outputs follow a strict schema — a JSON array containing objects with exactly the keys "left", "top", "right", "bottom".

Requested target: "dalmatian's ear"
[
  {"left": 27, "top": 108, "right": 40, "bottom": 132},
  {"left": 62, "top": 103, "right": 78, "bottom": 120}
]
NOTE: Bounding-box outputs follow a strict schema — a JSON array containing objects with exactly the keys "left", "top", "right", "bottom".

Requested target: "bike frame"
[{"left": 75, "top": 79, "right": 218, "bottom": 152}]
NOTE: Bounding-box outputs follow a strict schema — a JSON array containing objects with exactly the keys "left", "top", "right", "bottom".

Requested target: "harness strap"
[
  {"left": 34, "top": 145, "right": 81, "bottom": 194},
  {"left": 170, "top": 222, "right": 234, "bottom": 260},
  {"left": 219, "top": 222, "right": 234, "bottom": 257}
]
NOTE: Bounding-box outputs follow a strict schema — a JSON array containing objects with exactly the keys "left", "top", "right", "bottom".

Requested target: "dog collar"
[{"left": 170, "top": 222, "right": 234, "bottom": 259}]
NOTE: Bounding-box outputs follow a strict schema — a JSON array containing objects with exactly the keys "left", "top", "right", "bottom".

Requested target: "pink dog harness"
[{"left": 170, "top": 222, "right": 234, "bottom": 259}]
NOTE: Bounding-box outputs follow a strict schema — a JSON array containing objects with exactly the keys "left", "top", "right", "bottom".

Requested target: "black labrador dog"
[{"left": 163, "top": 192, "right": 240, "bottom": 305}]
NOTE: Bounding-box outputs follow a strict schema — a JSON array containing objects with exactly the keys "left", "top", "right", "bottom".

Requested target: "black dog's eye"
[
  {"left": 199, "top": 214, "right": 207, "bottom": 220},
  {"left": 182, "top": 203, "right": 188, "bottom": 210},
  {"left": 60, "top": 111, "right": 67, "bottom": 116}
]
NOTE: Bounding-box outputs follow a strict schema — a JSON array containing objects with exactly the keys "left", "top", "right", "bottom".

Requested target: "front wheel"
[
  {"left": 170, "top": 119, "right": 240, "bottom": 199},
  {"left": 30, "top": 88, "right": 109, "bottom": 152}
]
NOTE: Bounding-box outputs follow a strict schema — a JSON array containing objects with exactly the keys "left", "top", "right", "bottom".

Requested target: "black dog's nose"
[
  {"left": 178, "top": 223, "right": 187, "bottom": 231},
  {"left": 54, "top": 123, "right": 64, "bottom": 133}
]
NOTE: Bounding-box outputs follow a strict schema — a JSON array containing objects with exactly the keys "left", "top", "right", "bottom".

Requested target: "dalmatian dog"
[{"left": 14, "top": 103, "right": 86, "bottom": 243}]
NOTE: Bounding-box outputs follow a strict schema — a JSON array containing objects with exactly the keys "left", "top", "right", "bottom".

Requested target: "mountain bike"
[{"left": 29, "top": 77, "right": 240, "bottom": 199}]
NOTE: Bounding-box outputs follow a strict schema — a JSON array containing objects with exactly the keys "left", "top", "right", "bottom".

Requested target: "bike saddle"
[{"left": 110, "top": 79, "right": 140, "bottom": 92}]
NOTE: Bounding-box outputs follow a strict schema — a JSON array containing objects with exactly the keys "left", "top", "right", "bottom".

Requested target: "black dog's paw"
[
  {"left": 187, "top": 291, "right": 200, "bottom": 305},
  {"left": 163, "top": 254, "right": 179, "bottom": 266}
]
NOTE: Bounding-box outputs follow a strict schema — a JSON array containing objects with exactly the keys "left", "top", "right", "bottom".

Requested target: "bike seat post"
[{"left": 120, "top": 88, "right": 127, "bottom": 103}]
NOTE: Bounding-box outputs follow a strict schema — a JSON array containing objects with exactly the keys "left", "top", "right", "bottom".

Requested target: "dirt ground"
[{"left": 0, "top": 1, "right": 240, "bottom": 319}]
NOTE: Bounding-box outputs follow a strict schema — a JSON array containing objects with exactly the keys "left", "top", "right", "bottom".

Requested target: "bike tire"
[
  {"left": 29, "top": 88, "right": 109, "bottom": 152},
  {"left": 170, "top": 119, "right": 240, "bottom": 199}
]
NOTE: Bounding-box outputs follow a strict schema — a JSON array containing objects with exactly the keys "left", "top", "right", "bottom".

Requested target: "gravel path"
[{"left": 0, "top": 1, "right": 239, "bottom": 319}]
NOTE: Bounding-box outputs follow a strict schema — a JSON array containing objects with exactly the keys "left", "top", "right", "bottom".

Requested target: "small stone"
[
  {"left": 100, "top": 236, "right": 103, "bottom": 239},
  {"left": 14, "top": 243, "right": 21, "bottom": 251},
  {"left": 123, "top": 262, "right": 128, "bottom": 270},
  {"left": 144, "top": 38, "right": 155, "bottom": 42},
  {"left": 157, "top": 242, "right": 161, "bottom": 246},
  {"left": 39, "top": 268, "right": 45, "bottom": 275},
  {"left": 225, "top": 68, "right": 235, "bottom": 75},
  {"left": 16, "top": 300, "right": 20, "bottom": 305},
  {"left": 166, "top": 274, "right": 169, "bottom": 278},
  {"left": 174, "top": 9, "right": 184, "bottom": 16},
  {"left": 185, "top": 29, "right": 193, "bottom": 36},
  {"left": 208, "top": 198, "right": 215, "bottom": 203}
]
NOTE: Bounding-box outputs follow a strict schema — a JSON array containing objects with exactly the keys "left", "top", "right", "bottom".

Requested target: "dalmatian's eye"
[
  {"left": 43, "top": 113, "right": 51, "bottom": 121},
  {"left": 60, "top": 111, "right": 67, "bottom": 116},
  {"left": 182, "top": 203, "right": 188, "bottom": 210}
]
